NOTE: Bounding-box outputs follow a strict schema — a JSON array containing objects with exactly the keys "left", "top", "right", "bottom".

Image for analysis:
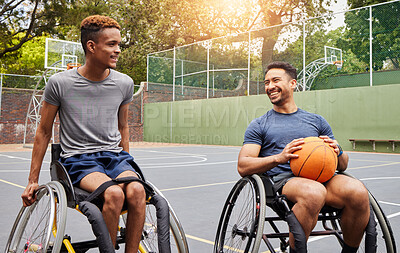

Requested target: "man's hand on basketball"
[
  {"left": 319, "top": 135, "right": 340, "bottom": 156},
  {"left": 21, "top": 182, "right": 38, "bottom": 207},
  {"left": 278, "top": 138, "right": 304, "bottom": 164}
]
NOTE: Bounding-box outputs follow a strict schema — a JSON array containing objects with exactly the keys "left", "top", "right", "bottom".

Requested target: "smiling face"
[
  {"left": 88, "top": 27, "right": 121, "bottom": 69},
  {"left": 264, "top": 68, "right": 297, "bottom": 107}
]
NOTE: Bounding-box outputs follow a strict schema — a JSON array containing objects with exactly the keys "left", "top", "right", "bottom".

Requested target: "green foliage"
[
  {"left": 3, "top": 0, "right": 384, "bottom": 89},
  {"left": 0, "top": 36, "right": 46, "bottom": 75},
  {"left": 342, "top": 1, "right": 400, "bottom": 71}
]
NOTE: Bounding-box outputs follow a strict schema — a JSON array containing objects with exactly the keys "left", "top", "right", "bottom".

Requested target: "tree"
[
  {"left": 343, "top": 0, "right": 400, "bottom": 70},
  {"left": 0, "top": 0, "right": 71, "bottom": 58},
  {"left": 0, "top": 35, "right": 46, "bottom": 75}
]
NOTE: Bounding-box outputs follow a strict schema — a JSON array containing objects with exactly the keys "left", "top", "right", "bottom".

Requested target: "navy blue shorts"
[{"left": 60, "top": 151, "right": 137, "bottom": 186}]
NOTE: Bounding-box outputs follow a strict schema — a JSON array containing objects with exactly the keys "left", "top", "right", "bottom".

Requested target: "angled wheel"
[
  {"left": 122, "top": 181, "right": 189, "bottom": 253},
  {"left": 338, "top": 172, "right": 396, "bottom": 253},
  {"left": 5, "top": 182, "right": 67, "bottom": 253},
  {"left": 357, "top": 191, "right": 396, "bottom": 253},
  {"left": 214, "top": 174, "right": 266, "bottom": 253}
]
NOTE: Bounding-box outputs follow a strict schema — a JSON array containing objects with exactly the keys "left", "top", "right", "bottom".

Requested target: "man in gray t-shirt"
[
  {"left": 21, "top": 15, "right": 146, "bottom": 252},
  {"left": 238, "top": 61, "right": 370, "bottom": 253},
  {"left": 44, "top": 67, "right": 135, "bottom": 158}
]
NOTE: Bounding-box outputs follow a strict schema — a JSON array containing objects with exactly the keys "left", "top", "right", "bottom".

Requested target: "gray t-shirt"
[
  {"left": 44, "top": 68, "right": 135, "bottom": 158},
  {"left": 243, "top": 109, "right": 334, "bottom": 176}
]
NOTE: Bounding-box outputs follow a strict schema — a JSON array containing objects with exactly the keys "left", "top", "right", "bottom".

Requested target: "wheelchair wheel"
[
  {"left": 357, "top": 191, "right": 396, "bottom": 253},
  {"left": 214, "top": 174, "right": 266, "bottom": 253},
  {"left": 122, "top": 181, "right": 189, "bottom": 253},
  {"left": 47, "top": 181, "right": 68, "bottom": 252},
  {"left": 5, "top": 182, "right": 67, "bottom": 253}
]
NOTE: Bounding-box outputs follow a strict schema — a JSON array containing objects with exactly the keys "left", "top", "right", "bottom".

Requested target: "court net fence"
[{"left": 147, "top": 0, "right": 400, "bottom": 101}]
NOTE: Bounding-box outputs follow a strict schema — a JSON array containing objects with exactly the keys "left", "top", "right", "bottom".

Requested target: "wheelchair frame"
[
  {"left": 214, "top": 173, "right": 396, "bottom": 253},
  {"left": 5, "top": 144, "right": 189, "bottom": 253}
]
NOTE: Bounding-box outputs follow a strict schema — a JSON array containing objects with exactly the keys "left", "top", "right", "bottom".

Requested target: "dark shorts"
[
  {"left": 271, "top": 172, "right": 336, "bottom": 194},
  {"left": 60, "top": 151, "right": 137, "bottom": 186},
  {"left": 271, "top": 172, "right": 295, "bottom": 193}
]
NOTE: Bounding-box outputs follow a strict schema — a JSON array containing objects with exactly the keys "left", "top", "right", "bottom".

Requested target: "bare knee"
[
  {"left": 284, "top": 179, "right": 327, "bottom": 215},
  {"left": 103, "top": 185, "right": 125, "bottom": 212},
  {"left": 125, "top": 182, "right": 146, "bottom": 207},
  {"left": 345, "top": 182, "right": 370, "bottom": 212},
  {"left": 300, "top": 184, "right": 326, "bottom": 213}
]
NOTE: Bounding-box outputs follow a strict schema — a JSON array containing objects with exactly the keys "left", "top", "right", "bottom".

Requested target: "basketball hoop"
[
  {"left": 333, "top": 60, "right": 343, "bottom": 71},
  {"left": 67, "top": 63, "right": 81, "bottom": 70}
]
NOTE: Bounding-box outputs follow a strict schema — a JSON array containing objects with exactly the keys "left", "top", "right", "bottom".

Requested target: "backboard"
[
  {"left": 324, "top": 46, "right": 342, "bottom": 68},
  {"left": 45, "top": 38, "right": 85, "bottom": 70}
]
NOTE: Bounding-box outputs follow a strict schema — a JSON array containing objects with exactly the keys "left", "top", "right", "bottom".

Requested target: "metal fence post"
[
  {"left": 248, "top": 31, "right": 251, "bottom": 96},
  {"left": 0, "top": 73, "right": 2, "bottom": 116},
  {"left": 369, "top": 6, "right": 373, "bottom": 87},
  {"left": 303, "top": 21, "right": 306, "bottom": 91},
  {"left": 207, "top": 42, "right": 210, "bottom": 99},
  {"left": 173, "top": 47, "right": 176, "bottom": 101}
]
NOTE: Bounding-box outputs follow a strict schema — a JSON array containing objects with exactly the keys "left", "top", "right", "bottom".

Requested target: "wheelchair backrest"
[
  {"left": 50, "top": 144, "right": 77, "bottom": 208},
  {"left": 51, "top": 143, "right": 62, "bottom": 162},
  {"left": 260, "top": 175, "right": 277, "bottom": 205}
]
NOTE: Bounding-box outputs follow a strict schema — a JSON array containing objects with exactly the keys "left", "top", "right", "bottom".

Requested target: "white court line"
[
  {"left": 379, "top": 201, "right": 400, "bottom": 207},
  {"left": 135, "top": 149, "right": 207, "bottom": 157},
  {"left": 0, "top": 154, "right": 49, "bottom": 164},
  {"left": 139, "top": 156, "right": 207, "bottom": 166},
  {"left": 135, "top": 155, "right": 206, "bottom": 161},
  {"left": 360, "top": 177, "right": 400, "bottom": 181},
  {"left": 140, "top": 160, "right": 236, "bottom": 169},
  {"left": 160, "top": 181, "right": 237, "bottom": 192},
  {"left": 0, "top": 169, "right": 50, "bottom": 173},
  {"left": 387, "top": 212, "right": 400, "bottom": 219},
  {"left": 348, "top": 161, "right": 400, "bottom": 170}
]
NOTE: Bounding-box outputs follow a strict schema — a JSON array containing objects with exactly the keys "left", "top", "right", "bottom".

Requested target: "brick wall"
[{"left": 0, "top": 87, "right": 144, "bottom": 144}]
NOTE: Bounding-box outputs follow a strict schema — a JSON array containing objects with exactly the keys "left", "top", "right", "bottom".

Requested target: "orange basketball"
[{"left": 290, "top": 137, "right": 337, "bottom": 183}]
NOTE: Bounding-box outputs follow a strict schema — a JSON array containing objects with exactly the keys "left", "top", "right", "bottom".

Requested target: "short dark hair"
[
  {"left": 265, "top": 61, "right": 297, "bottom": 80},
  {"left": 80, "top": 15, "right": 121, "bottom": 54}
]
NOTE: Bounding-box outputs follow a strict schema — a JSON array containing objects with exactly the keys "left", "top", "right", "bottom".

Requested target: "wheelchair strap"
[
  {"left": 79, "top": 201, "right": 115, "bottom": 253},
  {"left": 84, "top": 177, "right": 154, "bottom": 203},
  {"left": 286, "top": 211, "right": 307, "bottom": 253}
]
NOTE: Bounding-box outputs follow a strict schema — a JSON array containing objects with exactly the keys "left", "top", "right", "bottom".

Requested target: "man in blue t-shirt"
[{"left": 238, "top": 61, "right": 370, "bottom": 253}]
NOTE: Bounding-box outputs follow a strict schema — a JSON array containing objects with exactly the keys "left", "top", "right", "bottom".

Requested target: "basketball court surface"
[{"left": 1, "top": 143, "right": 399, "bottom": 252}]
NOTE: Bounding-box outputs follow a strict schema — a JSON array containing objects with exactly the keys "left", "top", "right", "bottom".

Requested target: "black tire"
[{"left": 214, "top": 174, "right": 266, "bottom": 253}]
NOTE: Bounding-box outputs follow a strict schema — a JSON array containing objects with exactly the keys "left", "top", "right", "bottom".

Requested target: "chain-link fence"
[
  {"left": 0, "top": 73, "right": 41, "bottom": 89},
  {"left": 147, "top": 0, "right": 400, "bottom": 101}
]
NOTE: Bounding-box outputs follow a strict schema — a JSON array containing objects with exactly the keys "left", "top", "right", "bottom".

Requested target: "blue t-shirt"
[{"left": 243, "top": 108, "right": 334, "bottom": 176}]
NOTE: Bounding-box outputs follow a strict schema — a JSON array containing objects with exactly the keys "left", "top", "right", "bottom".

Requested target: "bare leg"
[
  {"left": 325, "top": 175, "right": 370, "bottom": 247},
  {"left": 282, "top": 177, "right": 327, "bottom": 249},
  {"left": 79, "top": 172, "right": 125, "bottom": 246},
  {"left": 117, "top": 171, "right": 146, "bottom": 253}
]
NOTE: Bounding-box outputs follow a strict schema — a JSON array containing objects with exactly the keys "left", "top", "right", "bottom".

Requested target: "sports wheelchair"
[
  {"left": 5, "top": 144, "right": 189, "bottom": 253},
  {"left": 214, "top": 172, "right": 396, "bottom": 253}
]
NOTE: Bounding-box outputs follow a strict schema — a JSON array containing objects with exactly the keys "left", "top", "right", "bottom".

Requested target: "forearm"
[
  {"left": 28, "top": 129, "right": 52, "bottom": 184},
  {"left": 119, "top": 125, "right": 130, "bottom": 152},
  {"left": 238, "top": 154, "right": 282, "bottom": 177},
  {"left": 337, "top": 152, "right": 349, "bottom": 172}
]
